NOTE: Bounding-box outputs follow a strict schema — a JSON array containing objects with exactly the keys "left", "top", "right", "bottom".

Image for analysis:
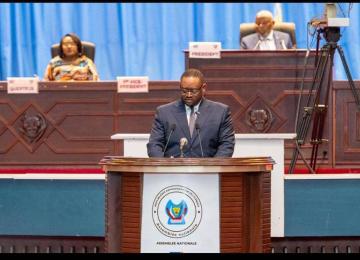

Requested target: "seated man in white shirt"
[{"left": 240, "top": 10, "right": 293, "bottom": 50}]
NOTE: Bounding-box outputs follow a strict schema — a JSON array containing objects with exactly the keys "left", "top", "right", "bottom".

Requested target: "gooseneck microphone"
[
  {"left": 254, "top": 39, "right": 261, "bottom": 50},
  {"left": 179, "top": 137, "right": 188, "bottom": 158},
  {"left": 195, "top": 123, "right": 204, "bottom": 157},
  {"left": 163, "top": 124, "right": 176, "bottom": 157}
]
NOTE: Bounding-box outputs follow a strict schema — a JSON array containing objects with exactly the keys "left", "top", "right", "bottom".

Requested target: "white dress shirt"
[
  {"left": 185, "top": 102, "right": 200, "bottom": 124},
  {"left": 259, "top": 30, "right": 276, "bottom": 50}
]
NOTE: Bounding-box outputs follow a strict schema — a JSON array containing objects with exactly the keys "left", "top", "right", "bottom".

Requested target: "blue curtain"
[{"left": 0, "top": 3, "right": 358, "bottom": 81}]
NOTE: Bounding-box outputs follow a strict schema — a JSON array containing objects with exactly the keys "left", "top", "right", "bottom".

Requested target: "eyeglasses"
[{"left": 180, "top": 87, "right": 202, "bottom": 95}]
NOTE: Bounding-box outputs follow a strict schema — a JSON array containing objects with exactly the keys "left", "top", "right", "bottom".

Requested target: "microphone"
[
  {"left": 195, "top": 123, "right": 204, "bottom": 157},
  {"left": 179, "top": 137, "right": 188, "bottom": 158},
  {"left": 253, "top": 39, "right": 261, "bottom": 50},
  {"left": 280, "top": 39, "right": 287, "bottom": 50},
  {"left": 163, "top": 124, "right": 176, "bottom": 157}
]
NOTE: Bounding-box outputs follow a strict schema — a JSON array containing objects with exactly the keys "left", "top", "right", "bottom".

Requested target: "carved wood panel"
[
  {"left": 185, "top": 50, "right": 333, "bottom": 168},
  {"left": 0, "top": 68, "right": 358, "bottom": 169},
  {"left": 333, "top": 81, "right": 360, "bottom": 167},
  {"left": 0, "top": 82, "right": 116, "bottom": 166}
]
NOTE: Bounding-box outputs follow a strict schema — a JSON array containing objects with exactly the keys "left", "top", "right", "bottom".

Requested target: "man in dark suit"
[
  {"left": 147, "top": 69, "right": 235, "bottom": 158},
  {"left": 241, "top": 10, "right": 293, "bottom": 50}
]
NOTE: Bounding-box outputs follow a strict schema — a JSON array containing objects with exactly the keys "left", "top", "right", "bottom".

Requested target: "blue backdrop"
[{"left": 0, "top": 3, "right": 358, "bottom": 81}]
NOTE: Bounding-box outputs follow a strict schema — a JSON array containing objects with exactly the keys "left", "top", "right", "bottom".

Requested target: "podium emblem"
[
  {"left": 165, "top": 200, "right": 188, "bottom": 225},
  {"left": 152, "top": 185, "right": 202, "bottom": 238}
]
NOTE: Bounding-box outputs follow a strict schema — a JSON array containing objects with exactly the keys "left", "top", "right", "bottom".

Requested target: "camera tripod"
[{"left": 289, "top": 27, "right": 360, "bottom": 174}]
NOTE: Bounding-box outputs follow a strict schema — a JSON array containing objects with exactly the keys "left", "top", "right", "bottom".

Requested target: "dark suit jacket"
[
  {"left": 240, "top": 30, "right": 293, "bottom": 50},
  {"left": 147, "top": 98, "right": 235, "bottom": 158}
]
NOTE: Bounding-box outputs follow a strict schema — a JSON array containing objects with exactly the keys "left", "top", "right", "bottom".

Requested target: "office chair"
[
  {"left": 240, "top": 22, "right": 297, "bottom": 49},
  {"left": 50, "top": 41, "right": 96, "bottom": 61}
]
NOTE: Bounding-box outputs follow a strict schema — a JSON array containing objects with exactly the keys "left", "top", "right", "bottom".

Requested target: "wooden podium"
[{"left": 100, "top": 156, "right": 274, "bottom": 253}]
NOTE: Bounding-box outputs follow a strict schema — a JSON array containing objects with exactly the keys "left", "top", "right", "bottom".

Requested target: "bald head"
[
  {"left": 255, "top": 10, "right": 275, "bottom": 37},
  {"left": 256, "top": 10, "right": 274, "bottom": 20}
]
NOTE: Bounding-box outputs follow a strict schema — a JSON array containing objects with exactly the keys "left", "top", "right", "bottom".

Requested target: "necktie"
[{"left": 189, "top": 107, "right": 196, "bottom": 138}]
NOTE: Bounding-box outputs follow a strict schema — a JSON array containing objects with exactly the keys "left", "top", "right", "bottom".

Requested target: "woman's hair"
[{"left": 59, "top": 33, "right": 83, "bottom": 58}]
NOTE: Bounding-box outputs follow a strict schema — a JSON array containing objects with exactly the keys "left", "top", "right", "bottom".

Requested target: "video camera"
[
  {"left": 310, "top": 3, "right": 350, "bottom": 43},
  {"left": 310, "top": 3, "right": 349, "bottom": 28}
]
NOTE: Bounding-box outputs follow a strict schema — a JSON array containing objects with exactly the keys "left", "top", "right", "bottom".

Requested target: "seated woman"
[{"left": 44, "top": 33, "right": 99, "bottom": 81}]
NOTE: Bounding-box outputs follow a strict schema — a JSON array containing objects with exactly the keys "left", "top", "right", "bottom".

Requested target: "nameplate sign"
[
  {"left": 141, "top": 173, "right": 220, "bottom": 253},
  {"left": 117, "top": 76, "right": 149, "bottom": 93},
  {"left": 7, "top": 77, "right": 39, "bottom": 94},
  {"left": 189, "top": 42, "right": 221, "bottom": 59}
]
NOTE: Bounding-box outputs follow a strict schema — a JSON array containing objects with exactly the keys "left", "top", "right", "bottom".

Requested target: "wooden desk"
[
  {"left": 0, "top": 81, "right": 178, "bottom": 167},
  {"left": 0, "top": 71, "right": 358, "bottom": 168},
  {"left": 184, "top": 49, "right": 334, "bottom": 167}
]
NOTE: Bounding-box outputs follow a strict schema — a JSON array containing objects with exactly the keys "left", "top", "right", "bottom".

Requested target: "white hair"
[{"left": 256, "top": 10, "right": 274, "bottom": 20}]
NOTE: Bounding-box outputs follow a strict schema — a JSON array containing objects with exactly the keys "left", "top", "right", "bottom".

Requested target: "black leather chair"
[
  {"left": 240, "top": 22, "right": 297, "bottom": 49},
  {"left": 50, "top": 41, "right": 96, "bottom": 61}
]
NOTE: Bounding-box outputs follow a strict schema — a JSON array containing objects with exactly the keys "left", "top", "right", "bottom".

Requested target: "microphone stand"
[
  {"left": 180, "top": 149, "right": 184, "bottom": 158},
  {"left": 195, "top": 124, "right": 204, "bottom": 157},
  {"left": 163, "top": 124, "right": 176, "bottom": 157}
]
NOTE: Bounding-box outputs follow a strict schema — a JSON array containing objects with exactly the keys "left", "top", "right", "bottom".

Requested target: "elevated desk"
[
  {"left": 184, "top": 49, "right": 333, "bottom": 168},
  {"left": 0, "top": 81, "right": 179, "bottom": 167},
  {"left": 0, "top": 68, "right": 358, "bottom": 168}
]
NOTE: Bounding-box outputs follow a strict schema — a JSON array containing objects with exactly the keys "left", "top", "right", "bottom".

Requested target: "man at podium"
[{"left": 147, "top": 68, "right": 235, "bottom": 158}]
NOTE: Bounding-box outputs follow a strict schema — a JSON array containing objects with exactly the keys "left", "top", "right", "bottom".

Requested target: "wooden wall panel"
[
  {"left": 220, "top": 174, "right": 244, "bottom": 252},
  {"left": 0, "top": 55, "right": 359, "bottom": 169},
  {"left": 0, "top": 81, "right": 178, "bottom": 167},
  {"left": 220, "top": 171, "right": 270, "bottom": 253},
  {"left": 0, "top": 82, "right": 117, "bottom": 166},
  {"left": 185, "top": 50, "right": 334, "bottom": 168},
  {"left": 116, "top": 82, "right": 179, "bottom": 133},
  {"left": 333, "top": 81, "right": 360, "bottom": 167}
]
